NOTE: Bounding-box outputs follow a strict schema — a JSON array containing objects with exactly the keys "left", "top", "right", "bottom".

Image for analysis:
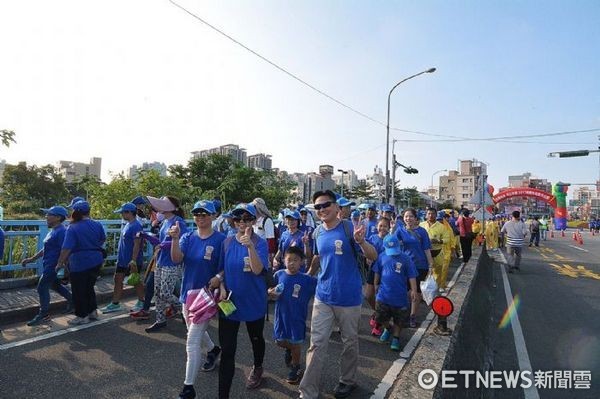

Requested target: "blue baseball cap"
[
  {"left": 40, "top": 206, "right": 68, "bottom": 218},
  {"left": 212, "top": 199, "right": 222, "bottom": 212},
  {"left": 383, "top": 235, "right": 403, "bottom": 256},
  {"left": 67, "top": 196, "right": 85, "bottom": 208},
  {"left": 72, "top": 201, "right": 90, "bottom": 213},
  {"left": 284, "top": 210, "right": 301, "bottom": 220},
  {"left": 337, "top": 197, "right": 356, "bottom": 207},
  {"left": 231, "top": 203, "right": 257, "bottom": 218},
  {"left": 367, "top": 203, "right": 377, "bottom": 211},
  {"left": 114, "top": 202, "right": 137, "bottom": 214},
  {"left": 437, "top": 211, "right": 446, "bottom": 221},
  {"left": 191, "top": 200, "right": 217, "bottom": 214},
  {"left": 351, "top": 209, "right": 361, "bottom": 219},
  {"left": 131, "top": 196, "right": 148, "bottom": 206},
  {"left": 381, "top": 204, "right": 394, "bottom": 213}
]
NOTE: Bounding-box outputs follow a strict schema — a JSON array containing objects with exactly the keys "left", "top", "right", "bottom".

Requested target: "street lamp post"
[
  {"left": 337, "top": 169, "right": 348, "bottom": 197},
  {"left": 430, "top": 169, "right": 448, "bottom": 207},
  {"left": 385, "top": 67, "right": 436, "bottom": 203}
]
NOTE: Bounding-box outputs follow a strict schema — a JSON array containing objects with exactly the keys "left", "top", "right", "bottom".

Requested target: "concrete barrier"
[{"left": 389, "top": 247, "right": 495, "bottom": 398}]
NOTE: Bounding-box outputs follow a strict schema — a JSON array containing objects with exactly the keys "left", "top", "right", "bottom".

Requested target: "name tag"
[
  {"left": 395, "top": 262, "right": 403, "bottom": 274},
  {"left": 292, "top": 284, "right": 301, "bottom": 298},
  {"left": 334, "top": 240, "right": 343, "bottom": 255}
]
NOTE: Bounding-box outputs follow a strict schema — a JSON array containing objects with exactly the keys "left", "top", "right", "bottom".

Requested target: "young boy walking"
[
  {"left": 373, "top": 235, "right": 418, "bottom": 351},
  {"left": 269, "top": 246, "right": 317, "bottom": 384}
]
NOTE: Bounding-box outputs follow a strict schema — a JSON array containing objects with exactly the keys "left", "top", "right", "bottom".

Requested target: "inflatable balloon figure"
[{"left": 552, "top": 183, "right": 569, "bottom": 231}]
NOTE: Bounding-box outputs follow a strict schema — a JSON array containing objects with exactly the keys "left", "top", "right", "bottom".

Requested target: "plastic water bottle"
[
  {"left": 275, "top": 283, "right": 284, "bottom": 294},
  {"left": 56, "top": 268, "right": 65, "bottom": 279}
]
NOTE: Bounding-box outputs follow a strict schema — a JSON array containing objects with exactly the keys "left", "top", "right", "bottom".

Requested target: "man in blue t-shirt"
[
  {"left": 300, "top": 190, "right": 378, "bottom": 399},
  {"left": 22, "top": 206, "right": 73, "bottom": 326},
  {"left": 364, "top": 203, "right": 379, "bottom": 239},
  {"left": 101, "top": 203, "right": 144, "bottom": 314},
  {"left": 373, "top": 234, "right": 418, "bottom": 351}
]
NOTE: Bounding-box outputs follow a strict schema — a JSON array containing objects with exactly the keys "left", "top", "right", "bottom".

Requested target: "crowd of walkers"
[{"left": 16, "top": 192, "right": 548, "bottom": 398}]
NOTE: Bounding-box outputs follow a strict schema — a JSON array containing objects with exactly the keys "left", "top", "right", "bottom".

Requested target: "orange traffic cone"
[
  {"left": 578, "top": 233, "right": 584, "bottom": 245},
  {"left": 572, "top": 232, "right": 577, "bottom": 241}
]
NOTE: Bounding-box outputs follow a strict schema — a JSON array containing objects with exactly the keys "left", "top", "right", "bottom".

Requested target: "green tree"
[
  {"left": 0, "top": 163, "right": 69, "bottom": 216},
  {"left": 347, "top": 182, "right": 374, "bottom": 202},
  {"left": 0, "top": 129, "right": 16, "bottom": 147}
]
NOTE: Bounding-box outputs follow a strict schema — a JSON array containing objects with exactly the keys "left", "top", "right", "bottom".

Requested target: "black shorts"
[
  {"left": 375, "top": 302, "right": 409, "bottom": 326},
  {"left": 408, "top": 269, "right": 429, "bottom": 293}
]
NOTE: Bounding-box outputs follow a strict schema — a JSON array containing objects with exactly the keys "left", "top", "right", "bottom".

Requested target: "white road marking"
[
  {"left": 370, "top": 261, "right": 466, "bottom": 399},
  {"left": 567, "top": 245, "right": 588, "bottom": 252},
  {"left": 498, "top": 250, "right": 540, "bottom": 399},
  {"left": 0, "top": 312, "right": 131, "bottom": 351}
]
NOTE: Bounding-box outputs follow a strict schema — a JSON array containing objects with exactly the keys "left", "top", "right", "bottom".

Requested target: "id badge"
[
  {"left": 204, "top": 246, "right": 214, "bottom": 260},
  {"left": 243, "top": 257, "right": 251, "bottom": 272},
  {"left": 292, "top": 284, "right": 301, "bottom": 298}
]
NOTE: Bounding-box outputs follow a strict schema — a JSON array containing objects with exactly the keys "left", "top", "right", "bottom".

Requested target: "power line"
[{"left": 167, "top": 1, "right": 600, "bottom": 143}]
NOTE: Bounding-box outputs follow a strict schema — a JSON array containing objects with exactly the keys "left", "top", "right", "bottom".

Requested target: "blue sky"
[{"left": 0, "top": 0, "right": 598, "bottom": 196}]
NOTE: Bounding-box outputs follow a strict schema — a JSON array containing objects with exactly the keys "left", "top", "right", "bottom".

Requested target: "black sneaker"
[
  {"left": 178, "top": 384, "right": 196, "bottom": 399},
  {"left": 201, "top": 346, "right": 221, "bottom": 372},
  {"left": 284, "top": 348, "right": 292, "bottom": 368},
  {"left": 334, "top": 382, "right": 356, "bottom": 399},
  {"left": 145, "top": 321, "right": 167, "bottom": 333},
  {"left": 286, "top": 365, "right": 303, "bottom": 385}
]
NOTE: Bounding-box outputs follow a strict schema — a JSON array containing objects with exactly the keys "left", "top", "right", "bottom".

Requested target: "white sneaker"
[
  {"left": 68, "top": 316, "right": 90, "bottom": 326},
  {"left": 88, "top": 310, "right": 99, "bottom": 320}
]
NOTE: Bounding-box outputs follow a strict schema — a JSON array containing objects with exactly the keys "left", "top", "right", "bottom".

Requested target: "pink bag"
[{"left": 185, "top": 287, "right": 219, "bottom": 324}]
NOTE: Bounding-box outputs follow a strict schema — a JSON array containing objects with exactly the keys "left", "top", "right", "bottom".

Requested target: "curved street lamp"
[
  {"left": 385, "top": 67, "right": 436, "bottom": 203},
  {"left": 430, "top": 169, "right": 448, "bottom": 207}
]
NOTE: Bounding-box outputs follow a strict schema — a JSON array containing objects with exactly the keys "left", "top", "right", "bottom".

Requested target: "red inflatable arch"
[{"left": 492, "top": 187, "right": 557, "bottom": 208}]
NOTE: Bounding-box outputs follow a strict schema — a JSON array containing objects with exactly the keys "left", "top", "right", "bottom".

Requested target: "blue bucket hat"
[
  {"left": 191, "top": 200, "right": 217, "bottom": 214},
  {"left": 231, "top": 203, "right": 257, "bottom": 218},
  {"left": 383, "top": 235, "right": 403, "bottom": 256},
  {"left": 67, "top": 196, "right": 85, "bottom": 208},
  {"left": 72, "top": 201, "right": 90, "bottom": 213},
  {"left": 284, "top": 210, "right": 301, "bottom": 220},
  {"left": 40, "top": 206, "right": 68, "bottom": 218},
  {"left": 114, "top": 202, "right": 137, "bottom": 214},
  {"left": 336, "top": 197, "right": 356, "bottom": 207}
]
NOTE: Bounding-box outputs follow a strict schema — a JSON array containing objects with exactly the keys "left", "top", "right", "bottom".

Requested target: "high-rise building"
[
  {"left": 191, "top": 144, "right": 247, "bottom": 165},
  {"left": 438, "top": 159, "right": 487, "bottom": 208},
  {"left": 56, "top": 157, "right": 102, "bottom": 183},
  {"left": 366, "top": 166, "right": 385, "bottom": 201},
  {"left": 127, "top": 162, "right": 168, "bottom": 180},
  {"left": 247, "top": 153, "right": 272, "bottom": 170},
  {"left": 291, "top": 166, "right": 335, "bottom": 204},
  {"left": 332, "top": 169, "right": 359, "bottom": 192}
]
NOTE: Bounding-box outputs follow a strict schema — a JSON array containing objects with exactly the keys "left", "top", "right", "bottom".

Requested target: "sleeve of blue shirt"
[
  {"left": 179, "top": 232, "right": 190, "bottom": 256},
  {"left": 372, "top": 257, "right": 382, "bottom": 275},
  {"left": 419, "top": 227, "right": 432, "bottom": 250},
  {"left": 254, "top": 237, "right": 269, "bottom": 271}
]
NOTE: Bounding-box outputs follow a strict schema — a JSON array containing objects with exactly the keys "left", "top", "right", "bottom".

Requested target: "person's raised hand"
[
  {"left": 240, "top": 226, "right": 254, "bottom": 248},
  {"left": 168, "top": 221, "right": 181, "bottom": 239},
  {"left": 354, "top": 223, "right": 366, "bottom": 244}
]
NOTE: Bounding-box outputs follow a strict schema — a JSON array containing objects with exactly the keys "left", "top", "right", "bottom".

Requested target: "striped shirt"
[{"left": 501, "top": 220, "right": 528, "bottom": 247}]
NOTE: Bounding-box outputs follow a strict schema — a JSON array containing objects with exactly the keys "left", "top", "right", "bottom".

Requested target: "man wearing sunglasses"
[{"left": 300, "top": 190, "right": 378, "bottom": 399}]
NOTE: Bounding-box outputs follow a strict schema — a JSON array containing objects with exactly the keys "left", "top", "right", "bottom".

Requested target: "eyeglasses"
[
  {"left": 233, "top": 217, "right": 255, "bottom": 223},
  {"left": 192, "top": 212, "right": 210, "bottom": 217},
  {"left": 314, "top": 201, "right": 333, "bottom": 211}
]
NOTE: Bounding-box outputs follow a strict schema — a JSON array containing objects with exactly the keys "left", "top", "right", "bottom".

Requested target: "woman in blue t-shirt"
[
  {"left": 170, "top": 200, "right": 225, "bottom": 399},
  {"left": 216, "top": 203, "right": 269, "bottom": 397},
  {"left": 396, "top": 208, "right": 434, "bottom": 328},
  {"left": 57, "top": 201, "right": 106, "bottom": 326},
  {"left": 145, "top": 195, "right": 189, "bottom": 333}
]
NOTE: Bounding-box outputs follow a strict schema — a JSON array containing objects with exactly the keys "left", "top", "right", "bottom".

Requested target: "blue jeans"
[{"left": 38, "top": 271, "right": 72, "bottom": 315}]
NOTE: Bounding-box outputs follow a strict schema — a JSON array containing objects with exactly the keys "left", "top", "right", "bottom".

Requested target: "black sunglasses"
[
  {"left": 314, "top": 201, "right": 334, "bottom": 211},
  {"left": 233, "top": 217, "right": 255, "bottom": 223},
  {"left": 192, "top": 211, "right": 210, "bottom": 217}
]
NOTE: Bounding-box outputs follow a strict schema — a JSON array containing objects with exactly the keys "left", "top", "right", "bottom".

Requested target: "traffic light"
[{"left": 404, "top": 167, "right": 419, "bottom": 174}]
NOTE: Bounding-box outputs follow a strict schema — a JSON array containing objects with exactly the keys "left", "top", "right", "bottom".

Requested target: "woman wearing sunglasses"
[
  {"left": 216, "top": 203, "right": 269, "bottom": 398},
  {"left": 170, "top": 200, "right": 226, "bottom": 399}
]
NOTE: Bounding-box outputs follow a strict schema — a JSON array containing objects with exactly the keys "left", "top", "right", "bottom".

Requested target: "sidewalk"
[{"left": 0, "top": 276, "right": 135, "bottom": 326}]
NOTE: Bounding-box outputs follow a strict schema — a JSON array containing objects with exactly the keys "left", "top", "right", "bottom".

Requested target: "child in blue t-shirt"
[
  {"left": 268, "top": 246, "right": 317, "bottom": 385},
  {"left": 373, "top": 234, "right": 418, "bottom": 351}
]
